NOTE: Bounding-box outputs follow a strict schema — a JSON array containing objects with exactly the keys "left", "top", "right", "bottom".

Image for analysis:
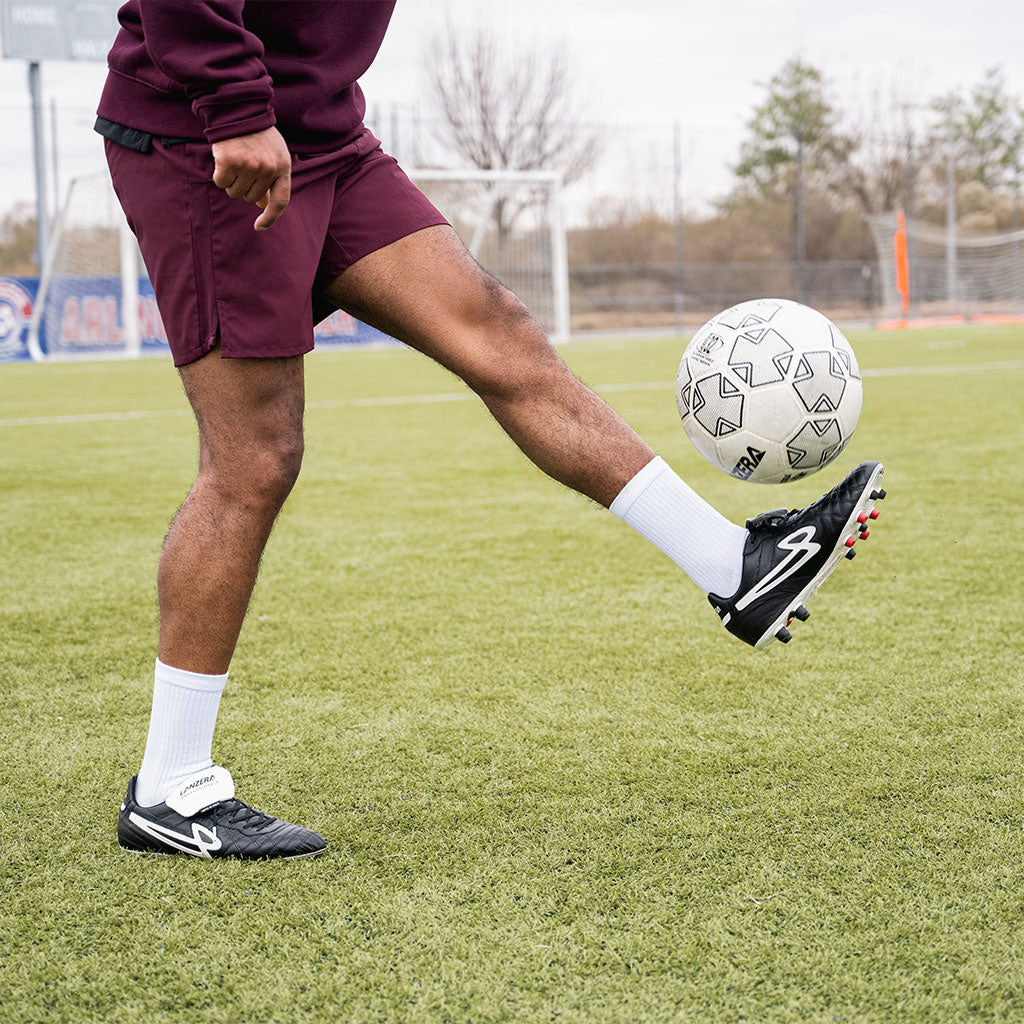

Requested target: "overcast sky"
[{"left": 1, "top": 0, "right": 1021, "bottom": 224}]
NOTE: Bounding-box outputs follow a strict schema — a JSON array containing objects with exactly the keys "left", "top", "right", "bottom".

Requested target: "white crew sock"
[
  {"left": 610, "top": 456, "right": 747, "bottom": 597},
  {"left": 135, "top": 658, "right": 228, "bottom": 808}
]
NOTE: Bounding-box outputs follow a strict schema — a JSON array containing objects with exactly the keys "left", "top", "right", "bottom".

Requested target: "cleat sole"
[
  {"left": 119, "top": 842, "right": 327, "bottom": 861},
  {"left": 753, "top": 461, "right": 885, "bottom": 649}
]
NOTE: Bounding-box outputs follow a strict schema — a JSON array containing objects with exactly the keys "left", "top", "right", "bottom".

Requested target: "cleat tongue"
[
  {"left": 792, "top": 605, "right": 810, "bottom": 621},
  {"left": 166, "top": 766, "right": 235, "bottom": 816},
  {"left": 775, "top": 626, "right": 792, "bottom": 643}
]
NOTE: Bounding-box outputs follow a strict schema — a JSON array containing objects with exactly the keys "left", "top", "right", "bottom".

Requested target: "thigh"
[
  {"left": 322, "top": 225, "right": 549, "bottom": 389},
  {"left": 179, "top": 344, "right": 305, "bottom": 464}
]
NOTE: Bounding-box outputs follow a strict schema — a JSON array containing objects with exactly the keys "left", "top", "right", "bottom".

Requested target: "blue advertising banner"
[
  {"left": 0, "top": 275, "right": 393, "bottom": 362},
  {"left": 0, "top": 277, "right": 37, "bottom": 361}
]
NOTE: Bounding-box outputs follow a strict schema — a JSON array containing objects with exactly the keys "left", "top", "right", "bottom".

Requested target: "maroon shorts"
[{"left": 105, "top": 129, "right": 448, "bottom": 366}]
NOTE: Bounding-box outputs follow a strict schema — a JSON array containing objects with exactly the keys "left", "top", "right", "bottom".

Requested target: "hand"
[{"left": 211, "top": 126, "right": 291, "bottom": 231}]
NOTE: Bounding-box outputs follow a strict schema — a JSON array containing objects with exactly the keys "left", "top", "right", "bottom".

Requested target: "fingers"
[
  {"left": 253, "top": 172, "right": 291, "bottom": 231},
  {"left": 211, "top": 163, "right": 277, "bottom": 202},
  {"left": 210, "top": 127, "right": 293, "bottom": 229}
]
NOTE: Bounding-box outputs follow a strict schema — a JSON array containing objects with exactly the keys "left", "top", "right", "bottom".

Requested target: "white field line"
[{"left": 1, "top": 358, "right": 1023, "bottom": 429}]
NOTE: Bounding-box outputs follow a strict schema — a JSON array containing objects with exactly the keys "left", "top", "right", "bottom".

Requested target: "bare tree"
[
  {"left": 423, "top": 23, "right": 601, "bottom": 268},
  {"left": 836, "top": 83, "right": 936, "bottom": 219}
]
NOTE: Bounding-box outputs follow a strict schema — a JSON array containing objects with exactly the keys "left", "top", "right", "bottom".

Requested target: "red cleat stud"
[
  {"left": 857, "top": 512, "right": 869, "bottom": 524},
  {"left": 844, "top": 536, "right": 856, "bottom": 547},
  {"left": 869, "top": 509, "right": 879, "bottom": 520},
  {"left": 859, "top": 529, "right": 870, "bottom": 539}
]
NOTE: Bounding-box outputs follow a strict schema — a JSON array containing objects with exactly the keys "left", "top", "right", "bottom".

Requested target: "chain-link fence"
[{"left": 569, "top": 259, "right": 881, "bottom": 330}]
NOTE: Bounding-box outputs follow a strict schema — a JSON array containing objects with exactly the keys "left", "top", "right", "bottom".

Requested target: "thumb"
[{"left": 254, "top": 171, "right": 291, "bottom": 231}]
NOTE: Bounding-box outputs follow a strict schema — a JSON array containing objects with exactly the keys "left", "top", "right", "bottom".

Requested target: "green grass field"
[{"left": 2, "top": 325, "right": 1023, "bottom": 1023}]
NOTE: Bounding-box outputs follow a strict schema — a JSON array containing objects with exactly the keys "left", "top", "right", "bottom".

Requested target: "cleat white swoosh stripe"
[
  {"left": 128, "top": 812, "right": 222, "bottom": 858},
  {"left": 735, "top": 526, "right": 821, "bottom": 612}
]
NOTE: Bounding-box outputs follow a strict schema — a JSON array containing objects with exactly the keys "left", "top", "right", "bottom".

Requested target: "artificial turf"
[{"left": 1, "top": 325, "right": 1023, "bottom": 1023}]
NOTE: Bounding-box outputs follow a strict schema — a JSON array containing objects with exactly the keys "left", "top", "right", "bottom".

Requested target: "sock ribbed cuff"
[
  {"left": 609, "top": 456, "right": 669, "bottom": 520},
  {"left": 155, "top": 658, "right": 228, "bottom": 692}
]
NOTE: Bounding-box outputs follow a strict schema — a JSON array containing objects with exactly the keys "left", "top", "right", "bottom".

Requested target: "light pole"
[{"left": 945, "top": 100, "right": 957, "bottom": 307}]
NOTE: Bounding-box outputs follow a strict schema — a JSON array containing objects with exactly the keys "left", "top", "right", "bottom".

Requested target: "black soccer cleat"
[
  {"left": 708, "top": 460, "right": 886, "bottom": 650},
  {"left": 117, "top": 766, "right": 326, "bottom": 860}
]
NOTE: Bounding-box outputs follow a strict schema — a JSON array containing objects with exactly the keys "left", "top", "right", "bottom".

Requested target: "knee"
[
  {"left": 253, "top": 435, "right": 304, "bottom": 506},
  {"left": 203, "top": 432, "right": 304, "bottom": 511},
  {"left": 459, "top": 284, "right": 564, "bottom": 401}
]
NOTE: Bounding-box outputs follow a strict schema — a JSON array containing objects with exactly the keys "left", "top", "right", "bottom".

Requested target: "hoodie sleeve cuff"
[
  {"left": 192, "top": 80, "right": 277, "bottom": 143},
  {"left": 201, "top": 107, "right": 277, "bottom": 143}
]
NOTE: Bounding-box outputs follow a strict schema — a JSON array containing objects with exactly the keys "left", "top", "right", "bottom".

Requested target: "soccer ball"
[{"left": 676, "top": 298, "right": 862, "bottom": 484}]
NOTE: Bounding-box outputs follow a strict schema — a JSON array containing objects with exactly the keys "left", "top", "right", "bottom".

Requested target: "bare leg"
[
  {"left": 158, "top": 345, "right": 305, "bottom": 674},
  {"left": 324, "top": 226, "right": 654, "bottom": 508}
]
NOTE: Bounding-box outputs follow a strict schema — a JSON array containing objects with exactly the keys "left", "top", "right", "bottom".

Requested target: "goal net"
[
  {"left": 28, "top": 167, "right": 570, "bottom": 361},
  {"left": 869, "top": 212, "right": 1024, "bottom": 318}
]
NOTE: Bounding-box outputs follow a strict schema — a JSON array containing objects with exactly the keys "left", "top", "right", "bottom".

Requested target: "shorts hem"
[
  {"left": 319, "top": 217, "right": 450, "bottom": 285},
  {"left": 172, "top": 337, "right": 313, "bottom": 367},
  {"left": 218, "top": 338, "right": 315, "bottom": 361}
]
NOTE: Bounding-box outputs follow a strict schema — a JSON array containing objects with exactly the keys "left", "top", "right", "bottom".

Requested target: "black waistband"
[{"left": 94, "top": 116, "right": 199, "bottom": 153}]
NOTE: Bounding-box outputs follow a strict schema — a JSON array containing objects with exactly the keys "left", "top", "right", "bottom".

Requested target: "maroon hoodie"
[{"left": 97, "top": 0, "right": 396, "bottom": 150}]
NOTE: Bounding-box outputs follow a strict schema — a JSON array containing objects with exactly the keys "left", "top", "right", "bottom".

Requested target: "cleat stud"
[
  {"left": 859, "top": 529, "right": 870, "bottom": 539},
  {"left": 870, "top": 488, "right": 887, "bottom": 501},
  {"left": 869, "top": 509, "right": 880, "bottom": 520},
  {"left": 857, "top": 512, "right": 869, "bottom": 524},
  {"left": 793, "top": 605, "right": 810, "bottom": 621},
  {"left": 844, "top": 536, "right": 856, "bottom": 548},
  {"left": 845, "top": 548, "right": 857, "bottom": 559},
  {"left": 775, "top": 626, "right": 792, "bottom": 643}
]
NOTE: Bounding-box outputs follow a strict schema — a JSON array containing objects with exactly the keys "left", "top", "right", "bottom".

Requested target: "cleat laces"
[{"left": 220, "top": 799, "right": 277, "bottom": 831}]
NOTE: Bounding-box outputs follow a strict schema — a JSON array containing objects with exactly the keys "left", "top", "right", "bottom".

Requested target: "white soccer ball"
[{"left": 676, "top": 298, "right": 862, "bottom": 484}]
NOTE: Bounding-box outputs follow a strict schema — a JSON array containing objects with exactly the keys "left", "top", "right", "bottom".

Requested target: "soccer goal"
[{"left": 869, "top": 211, "right": 1024, "bottom": 318}]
